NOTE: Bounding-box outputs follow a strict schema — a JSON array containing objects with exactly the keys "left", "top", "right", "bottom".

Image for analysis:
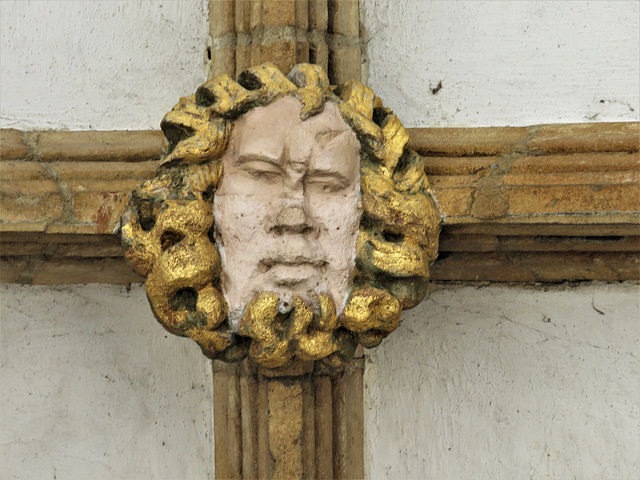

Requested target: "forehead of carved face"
[{"left": 213, "top": 96, "right": 362, "bottom": 324}]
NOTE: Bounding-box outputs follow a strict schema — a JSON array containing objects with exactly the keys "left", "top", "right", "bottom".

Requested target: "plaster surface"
[
  {"left": 0, "top": 0, "right": 209, "bottom": 130},
  {"left": 362, "top": 0, "right": 640, "bottom": 127},
  {"left": 213, "top": 96, "right": 361, "bottom": 322},
  {"left": 1, "top": 1, "right": 638, "bottom": 478},
  {"left": 364, "top": 283, "right": 640, "bottom": 480},
  {"left": 0, "top": 284, "right": 214, "bottom": 480}
]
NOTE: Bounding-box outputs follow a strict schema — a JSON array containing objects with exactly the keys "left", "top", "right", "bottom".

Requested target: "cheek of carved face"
[{"left": 213, "top": 96, "right": 362, "bottom": 323}]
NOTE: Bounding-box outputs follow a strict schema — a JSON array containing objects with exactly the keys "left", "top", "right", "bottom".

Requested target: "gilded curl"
[{"left": 121, "top": 63, "right": 440, "bottom": 367}]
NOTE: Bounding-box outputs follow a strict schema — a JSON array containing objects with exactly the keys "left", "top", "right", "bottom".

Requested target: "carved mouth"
[
  {"left": 258, "top": 256, "right": 328, "bottom": 279},
  {"left": 260, "top": 256, "right": 327, "bottom": 269}
]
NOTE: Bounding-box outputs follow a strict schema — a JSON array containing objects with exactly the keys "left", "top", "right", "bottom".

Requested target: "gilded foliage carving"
[{"left": 121, "top": 63, "right": 440, "bottom": 367}]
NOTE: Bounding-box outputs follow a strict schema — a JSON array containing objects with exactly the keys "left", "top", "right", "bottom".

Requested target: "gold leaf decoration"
[{"left": 121, "top": 63, "right": 441, "bottom": 368}]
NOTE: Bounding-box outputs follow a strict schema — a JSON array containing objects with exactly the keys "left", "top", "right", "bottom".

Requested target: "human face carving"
[{"left": 213, "top": 96, "right": 362, "bottom": 324}]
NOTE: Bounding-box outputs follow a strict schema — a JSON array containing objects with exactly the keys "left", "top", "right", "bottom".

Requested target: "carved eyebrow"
[
  {"left": 235, "top": 153, "right": 282, "bottom": 167},
  {"left": 315, "top": 129, "right": 349, "bottom": 145}
]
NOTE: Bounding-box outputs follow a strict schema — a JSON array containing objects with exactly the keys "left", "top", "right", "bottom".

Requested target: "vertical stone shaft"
[
  {"left": 209, "top": 0, "right": 237, "bottom": 78},
  {"left": 234, "top": 0, "right": 252, "bottom": 77},
  {"left": 213, "top": 366, "right": 241, "bottom": 478},
  {"left": 240, "top": 373, "right": 259, "bottom": 479},
  {"left": 327, "top": 0, "right": 361, "bottom": 83},
  {"left": 207, "top": 2, "right": 365, "bottom": 477},
  {"left": 210, "top": 0, "right": 312, "bottom": 78},
  {"left": 331, "top": 362, "right": 365, "bottom": 479},
  {"left": 212, "top": 359, "right": 365, "bottom": 480},
  {"left": 209, "top": 0, "right": 362, "bottom": 84},
  {"left": 308, "top": 0, "right": 329, "bottom": 73}
]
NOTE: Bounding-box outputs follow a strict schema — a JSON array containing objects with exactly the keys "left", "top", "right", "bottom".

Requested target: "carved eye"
[
  {"left": 246, "top": 169, "right": 282, "bottom": 183},
  {"left": 240, "top": 160, "right": 283, "bottom": 183},
  {"left": 305, "top": 176, "right": 348, "bottom": 193},
  {"left": 319, "top": 182, "right": 344, "bottom": 193}
]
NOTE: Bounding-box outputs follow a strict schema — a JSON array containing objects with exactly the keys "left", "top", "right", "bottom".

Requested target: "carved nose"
[{"left": 271, "top": 205, "right": 317, "bottom": 235}]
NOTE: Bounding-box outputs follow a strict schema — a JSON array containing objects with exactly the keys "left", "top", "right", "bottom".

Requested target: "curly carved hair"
[{"left": 121, "top": 63, "right": 440, "bottom": 367}]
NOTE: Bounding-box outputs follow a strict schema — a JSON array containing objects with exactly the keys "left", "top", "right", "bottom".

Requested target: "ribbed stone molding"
[
  {"left": 1, "top": 123, "right": 638, "bottom": 284},
  {"left": 212, "top": 358, "right": 364, "bottom": 479},
  {"left": 208, "top": 0, "right": 363, "bottom": 84}
]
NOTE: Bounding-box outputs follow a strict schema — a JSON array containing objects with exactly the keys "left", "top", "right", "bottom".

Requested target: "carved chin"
[
  {"left": 205, "top": 283, "right": 403, "bottom": 368},
  {"left": 235, "top": 292, "right": 356, "bottom": 369},
  {"left": 219, "top": 262, "right": 356, "bottom": 327}
]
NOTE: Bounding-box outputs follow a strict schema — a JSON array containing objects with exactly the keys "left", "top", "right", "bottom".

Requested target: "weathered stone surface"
[
  {"left": 510, "top": 152, "right": 639, "bottom": 174},
  {"left": 0, "top": 160, "right": 46, "bottom": 179},
  {"left": 53, "top": 160, "right": 159, "bottom": 180},
  {"left": 254, "top": 40, "right": 299, "bottom": 73},
  {"left": 268, "top": 380, "right": 304, "bottom": 479},
  {"left": 1, "top": 123, "right": 638, "bottom": 284},
  {"left": 430, "top": 251, "right": 640, "bottom": 282},
  {"left": 37, "top": 130, "right": 163, "bottom": 162},
  {"left": 2, "top": 247, "right": 637, "bottom": 285},
  {"left": 309, "top": 0, "right": 328, "bottom": 31},
  {"left": 73, "top": 192, "right": 129, "bottom": 234},
  {"left": 409, "top": 126, "right": 531, "bottom": 156},
  {"left": 208, "top": 0, "right": 362, "bottom": 84},
  {"left": 308, "top": 34, "right": 329, "bottom": 70},
  {"left": 0, "top": 256, "right": 143, "bottom": 285},
  {"left": 419, "top": 123, "right": 640, "bottom": 231},
  {"left": 209, "top": 0, "right": 235, "bottom": 36},
  {"left": 410, "top": 122, "right": 639, "bottom": 157},
  {"left": 423, "top": 151, "right": 640, "bottom": 176},
  {"left": 0, "top": 178, "right": 59, "bottom": 195},
  {"left": 447, "top": 222, "right": 640, "bottom": 237},
  {"left": 440, "top": 234, "right": 640, "bottom": 253},
  {"left": 328, "top": 0, "right": 359, "bottom": 37},
  {"left": 234, "top": 0, "right": 251, "bottom": 33},
  {"left": 262, "top": 0, "right": 297, "bottom": 27},
  {"left": 0, "top": 129, "right": 30, "bottom": 160},
  {"left": 211, "top": 46, "right": 237, "bottom": 77},
  {"left": 295, "top": 0, "right": 309, "bottom": 31},
  {"left": 212, "top": 359, "right": 364, "bottom": 480},
  {"left": 0, "top": 243, "right": 49, "bottom": 256},
  {"left": 30, "top": 257, "right": 142, "bottom": 285},
  {"left": 257, "top": 360, "right": 314, "bottom": 378},
  {"left": 528, "top": 122, "right": 639, "bottom": 154},
  {"left": 329, "top": 43, "right": 361, "bottom": 83},
  {"left": 0, "top": 174, "right": 64, "bottom": 226},
  {"left": 1, "top": 157, "right": 157, "bottom": 238},
  {"left": 0, "top": 257, "right": 29, "bottom": 283}
]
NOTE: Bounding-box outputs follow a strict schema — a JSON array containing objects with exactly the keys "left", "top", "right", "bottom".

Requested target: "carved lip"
[{"left": 259, "top": 255, "right": 328, "bottom": 275}]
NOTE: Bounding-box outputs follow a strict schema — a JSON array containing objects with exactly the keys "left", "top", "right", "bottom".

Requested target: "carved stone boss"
[{"left": 121, "top": 63, "right": 441, "bottom": 369}]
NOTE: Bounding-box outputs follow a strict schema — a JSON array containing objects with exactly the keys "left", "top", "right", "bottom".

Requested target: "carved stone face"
[
  {"left": 122, "top": 63, "right": 440, "bottom": 365},
  {"left": 213, "top": 96, "right": 362, "bottom": 323}
]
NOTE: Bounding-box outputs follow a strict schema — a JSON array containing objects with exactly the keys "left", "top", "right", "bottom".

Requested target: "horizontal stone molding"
[
  {"left": 412, "top": 123, "right": 639, "bottom": 233},
  {"left": 1, "top": 122, "right": 638, "bottom": 284},
  {"left": 0, "top": 129, "right": 164, "bottom": 163}
]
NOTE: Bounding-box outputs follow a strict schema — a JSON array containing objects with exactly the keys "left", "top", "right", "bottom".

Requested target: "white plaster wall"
[
  {"left": 362, "top": 0, "right": 640, "bottom": 127},
  {"left": 362, "top": 4, "right": 640, "bottom": 476},
  {"left": 0, "top": 0, "right": 209, "bottom": 131},
  {"left": 0, "top": 2, "right": 217, "bottom": 477},
  {"left": 0, "top": 284, "right": 214, "bottom": 480},
  {"left": 364, "top": 283, "right": 640, "bottom": 480},
  {"left": 1, "top": 2, "right": 639, "bottom": 479}
]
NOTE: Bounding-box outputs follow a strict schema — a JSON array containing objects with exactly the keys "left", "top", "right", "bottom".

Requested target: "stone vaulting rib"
[{"left": 1, "top": 122, "right": 638, "bottom": 284}]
